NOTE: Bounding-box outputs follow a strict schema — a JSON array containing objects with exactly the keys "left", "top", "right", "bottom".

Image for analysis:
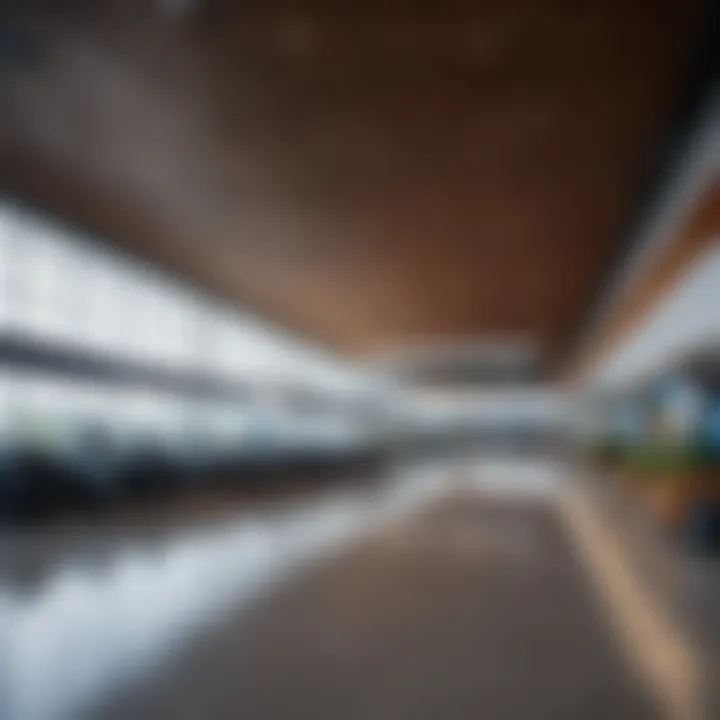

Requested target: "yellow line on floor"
[{"left": 558, "top": 485, "right": 701, "bottom": 720}]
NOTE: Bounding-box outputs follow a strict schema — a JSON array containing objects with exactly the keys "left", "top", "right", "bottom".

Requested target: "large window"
[{"left": 0, "top": 200, "right": 372, "bottom": 453}]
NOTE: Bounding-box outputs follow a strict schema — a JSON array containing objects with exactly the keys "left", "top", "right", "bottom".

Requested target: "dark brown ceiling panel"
[{"left": 0, "top": 0, "right": 708, "bottom": 364}]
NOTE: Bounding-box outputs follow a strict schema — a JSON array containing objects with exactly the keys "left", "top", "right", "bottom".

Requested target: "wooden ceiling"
[{"left": 0, "top": 0, "right": 707, "bottom": 366}]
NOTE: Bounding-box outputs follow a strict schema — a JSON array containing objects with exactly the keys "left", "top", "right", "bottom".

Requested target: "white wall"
[
  {"left": 580, "top": 87, "right": 720, "bottom": 351},
  {"left": 590, "top": 241, "right": 720, "bottom": 389}
]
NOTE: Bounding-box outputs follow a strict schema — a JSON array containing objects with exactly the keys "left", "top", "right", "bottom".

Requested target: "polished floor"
[{"left": 0, "top": 462, "right": 661, "bottom": 720}]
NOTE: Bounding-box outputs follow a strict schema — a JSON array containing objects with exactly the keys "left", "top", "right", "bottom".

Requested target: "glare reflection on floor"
[
  {"left": 0, "top": 460, "right": 559, "bottom": 720},
  {"left": 0, "top": 468, "right": 453, "bottom": 720}
]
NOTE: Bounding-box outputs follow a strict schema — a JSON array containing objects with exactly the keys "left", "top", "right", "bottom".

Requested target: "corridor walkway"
[{"left": 84, "top": 468, "right": 659, "bottom": 720}]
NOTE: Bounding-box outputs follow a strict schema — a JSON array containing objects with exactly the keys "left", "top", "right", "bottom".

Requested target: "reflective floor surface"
[{"left": 0, "top": 460, "right": 661, "bottom": 720}]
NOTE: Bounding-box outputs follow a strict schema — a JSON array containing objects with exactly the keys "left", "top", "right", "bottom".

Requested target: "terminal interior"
[{"left": 0, "top": 2, "right": 719, "bottom": 718}]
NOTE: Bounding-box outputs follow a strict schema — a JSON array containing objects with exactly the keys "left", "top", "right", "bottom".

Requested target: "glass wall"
[{"left": 0, "top": 200, "right": 374, "bottom": 466}]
